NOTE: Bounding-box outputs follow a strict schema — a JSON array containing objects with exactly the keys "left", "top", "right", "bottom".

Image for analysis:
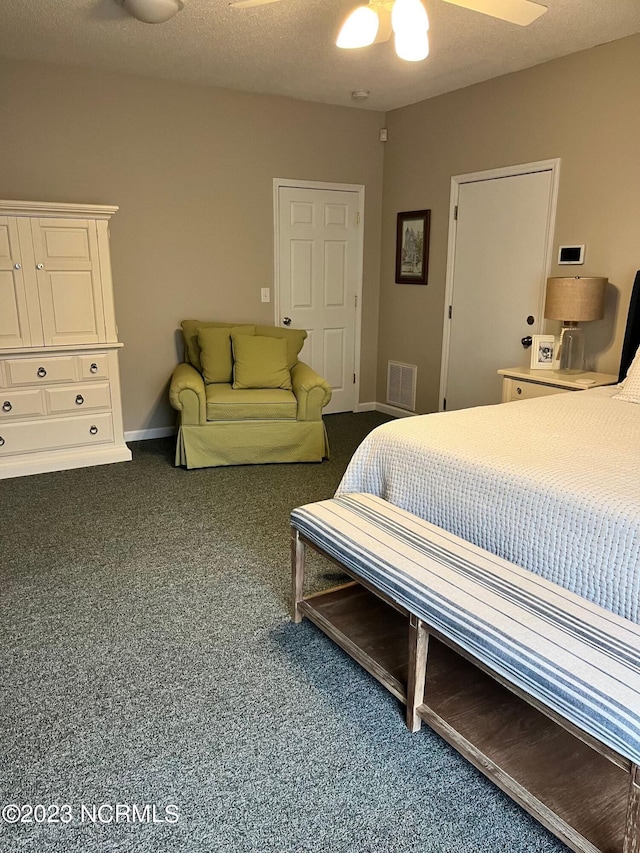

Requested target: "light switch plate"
[{"left": 261, "top": 288, "right": 270, "bottom": 303}]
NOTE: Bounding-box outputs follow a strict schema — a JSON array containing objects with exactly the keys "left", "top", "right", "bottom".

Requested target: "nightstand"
[{"left": 497, "top": 367, "right": 618, "bottom": 403}]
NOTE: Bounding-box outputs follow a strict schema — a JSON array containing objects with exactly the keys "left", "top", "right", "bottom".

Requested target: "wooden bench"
[{"left": 290, "top": 493, "right": 640, "bottom": 853}]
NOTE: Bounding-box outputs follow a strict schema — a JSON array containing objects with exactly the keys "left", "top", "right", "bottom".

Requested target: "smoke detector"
[{"left": 351, "top": 90, "right": 370, "bottom": 101}]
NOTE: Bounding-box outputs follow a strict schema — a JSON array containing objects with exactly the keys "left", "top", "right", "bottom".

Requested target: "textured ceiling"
[{"left": 0, "top": 0, "right": 639, "bottom": 111}]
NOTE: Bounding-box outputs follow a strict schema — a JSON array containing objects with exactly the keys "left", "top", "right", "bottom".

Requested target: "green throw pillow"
[
  {"left": 198, "top": 326, "right": 255, "bottom": 384},
  {"left": 181, "top": 320, "right": 255, "bottom": 373},
  {"left": 232, "top": 334, "right": 292, "bottom": 390},
  {"left": 254, "top": 325, "right": 307, "bottom": 370}
]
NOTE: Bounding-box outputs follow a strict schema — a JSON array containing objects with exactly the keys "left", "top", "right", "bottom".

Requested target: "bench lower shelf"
[{"left": 300, "top": 581, "right": 630, "bottom": 853}]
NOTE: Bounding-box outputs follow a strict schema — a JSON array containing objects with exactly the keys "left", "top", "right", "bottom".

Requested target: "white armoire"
[{"left": 0, "top": 200, "right": 131, "bottom": 479}]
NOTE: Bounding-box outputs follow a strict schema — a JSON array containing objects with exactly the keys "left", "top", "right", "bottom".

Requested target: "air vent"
[{"left": 387, "top": 361, "right": 416, "bottom": 411}]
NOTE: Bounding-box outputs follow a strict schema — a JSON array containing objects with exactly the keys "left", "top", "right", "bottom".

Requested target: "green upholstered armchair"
[{"left": 169, "top": 320, "right": 332, "bottom": 468}]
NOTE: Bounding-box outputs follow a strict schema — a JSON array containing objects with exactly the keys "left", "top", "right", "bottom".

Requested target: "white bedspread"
[{"left": 337, "top": 387, "right": 640, "bottom": 624}]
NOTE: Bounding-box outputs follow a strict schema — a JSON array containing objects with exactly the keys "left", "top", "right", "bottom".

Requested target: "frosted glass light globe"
[
  {"left": 391, "top": 0, "right": 429, "bottom": 33},
  {"left": 336, "top": 6, "right": 380, "bottom": 49},
  {"left": 394, "top": 28, "right": 429, "bottom": 61}
]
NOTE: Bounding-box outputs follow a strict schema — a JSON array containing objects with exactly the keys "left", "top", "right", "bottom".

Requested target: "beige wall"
[
  {"left": 380, "top": 34, "right": 640, "bottom": 413},
  {"left": 0, "top": 60, "right": 385, "bottom": 432},
  {"left": 3, "top": 36, "right": 639, "bottom": 432}
]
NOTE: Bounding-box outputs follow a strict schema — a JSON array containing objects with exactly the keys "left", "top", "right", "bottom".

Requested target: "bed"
[{"left": 338, "top": 271, "right": 640, "bottom": 625}]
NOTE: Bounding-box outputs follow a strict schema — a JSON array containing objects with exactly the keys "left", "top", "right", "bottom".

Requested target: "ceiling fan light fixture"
[
  {"left": 391, "top": 0, "right": 429, "bottom": 33},
  {"left": 394, "top": 28, "right": 429, "bottom": 60},
  {"left": 120, "top": 0, "right": 186, "bottom": 24},
  {"left": 336, "top": 5, "right": 380, "bottom": 49}
]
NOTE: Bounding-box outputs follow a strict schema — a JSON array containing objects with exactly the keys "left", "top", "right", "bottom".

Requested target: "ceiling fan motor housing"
[{"left": 120, "top": 0, "right": 187, "bottom": 23}]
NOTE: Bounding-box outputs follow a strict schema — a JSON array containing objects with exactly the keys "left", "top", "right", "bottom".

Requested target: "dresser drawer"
[
  {"left": 0, "top": 412, "right": 114, "bottom": 456},
  {"left": 5, "top": 356, "right": 77, "bottom": 386},
  {"left": 78, "top": 354, "right": 110, "bottom": 380},
  {"left": 0, "top": 389, "right": 45, "bottom": 419},
  {"left": 506, "top": 380, "right": 569, "bottom": 402},
  {"left": 45, "top": 382, "right": 112, "bottom": 415}
]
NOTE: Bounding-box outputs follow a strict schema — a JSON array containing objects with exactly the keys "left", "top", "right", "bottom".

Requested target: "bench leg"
[
  {"left": 624, "top": 763, "right": 640, "bottom": 853},
  {"left": 406, "top": 614, "right": 429, "bottom": 733},
  {"left": 291, "top": 527, "right": 306, "bottom": 624}
]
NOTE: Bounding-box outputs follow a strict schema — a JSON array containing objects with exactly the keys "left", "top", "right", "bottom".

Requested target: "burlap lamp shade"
[{"left": 544, "top": 277, "right": 607, "bottom": 323}]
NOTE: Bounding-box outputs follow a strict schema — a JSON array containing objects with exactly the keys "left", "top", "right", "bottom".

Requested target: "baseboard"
[
  {"left": 124, "top": 426, "right": 177, "bottom": 442},
  {"left": 374, "top": 402, "right": 418, "bottom": 418},
  {"left": 354, "top": 402, "right": 418, "bottom": 418}
]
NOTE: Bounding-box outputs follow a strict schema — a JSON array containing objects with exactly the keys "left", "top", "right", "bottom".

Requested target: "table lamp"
[{"left": 544, "top": 276, "right": 607, "bottom": 374}]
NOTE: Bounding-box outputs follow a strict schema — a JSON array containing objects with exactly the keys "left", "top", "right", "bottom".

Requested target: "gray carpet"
[{"left": 1, "top": 413, "right": 567, "bottom": 853}]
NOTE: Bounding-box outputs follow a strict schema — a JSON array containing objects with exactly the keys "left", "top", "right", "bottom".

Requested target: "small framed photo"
[
  {"left": 395, "top": 209, "right": 430, "bottom": 285},
  {"left": 530, "top": 334, "right": 556, "bottom": 370}
]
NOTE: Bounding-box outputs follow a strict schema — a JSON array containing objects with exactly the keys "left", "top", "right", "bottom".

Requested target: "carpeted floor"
[{"left": 1, "top": 412, "right": 567, "bottom": 853}]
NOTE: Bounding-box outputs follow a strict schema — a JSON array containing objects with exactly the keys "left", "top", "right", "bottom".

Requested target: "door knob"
[
  {"left": 283, "top": 317, "right": 292, "bottom": 326},
  {"left": 521, "top": 336, "right": 532, "bottom": 349},
  {"left": 36, "top": 263, "right": 44, "bottom": 270}
]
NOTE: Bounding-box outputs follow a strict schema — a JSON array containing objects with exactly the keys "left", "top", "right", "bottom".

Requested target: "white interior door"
[
  {"left": 275, "top": 184, "right": 362, "bottom": 414},
  {"left": 442, "top": 165, "right": 557, "bottom": 411}
]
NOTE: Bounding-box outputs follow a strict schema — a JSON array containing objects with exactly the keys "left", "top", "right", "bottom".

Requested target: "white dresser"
[{"left": 0, "top": 200, "right": 131, "bottom": 479}]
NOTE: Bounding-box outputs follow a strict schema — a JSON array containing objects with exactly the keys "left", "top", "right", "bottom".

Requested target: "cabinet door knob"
[
  {"left": 2, "top": 401, "right": 12, "bottom": 412},
  {"left": 89, "top": 425, "right": 98, "bottom": 435},
  {"left": 75, "top": 395, "right": 84, "bottom": 405},
  {"left": 36, "top": 263, "right": 44, "bottom": 270},
  {"left": 516, "top": 386, "right": 522, "bottom": 395},
  {"left": 283, "top": 317, "right": 292, "bottom": 326},
  {"left": 37, "top": 366, "right": 47, "bottom": 378},
  {"left": 0, "top": 437, "right": 5, "bottom": 447},
  {"left": 14, "top": 263, "right": 21, "bottom": 270},
  {"left": 90, "top": 363, "right": 99, "bottom": 373}
]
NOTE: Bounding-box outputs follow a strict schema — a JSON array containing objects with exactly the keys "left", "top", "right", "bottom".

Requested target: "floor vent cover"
[{"left": 387, "top": 361, "right": 417, "bottom": 411}]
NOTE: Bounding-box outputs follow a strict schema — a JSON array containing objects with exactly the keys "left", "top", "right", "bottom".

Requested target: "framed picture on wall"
[
  {"left": 395, "top": 210, "right": 430, "bottom": 285},
  {"left": 530, "top": 334, "right": 557, "bottom": 369}
]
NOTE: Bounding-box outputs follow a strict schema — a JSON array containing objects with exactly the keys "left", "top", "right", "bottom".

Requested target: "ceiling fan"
[{"left": 229, "top": 0, "right": 547, "bottom": 62}]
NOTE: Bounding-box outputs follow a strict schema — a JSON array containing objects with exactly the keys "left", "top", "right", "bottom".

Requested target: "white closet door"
[{"left": 443, "top": 169, "right": 555, "bottom": 411}]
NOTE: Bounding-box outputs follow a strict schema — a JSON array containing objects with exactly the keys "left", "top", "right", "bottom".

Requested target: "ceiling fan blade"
[
  {"left": 441, "top": 0, "right": 546, "bottom": 26},
  {"left": 373, "top": 7, "right": 393, "bottom": 43},
  {"left": 229, "top": 0, "right": 283, "bottom": 8}
]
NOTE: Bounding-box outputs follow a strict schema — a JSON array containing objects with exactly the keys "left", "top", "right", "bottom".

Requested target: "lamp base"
[{"left": 555, "top": 323, "right": 585, "bottom": 374}]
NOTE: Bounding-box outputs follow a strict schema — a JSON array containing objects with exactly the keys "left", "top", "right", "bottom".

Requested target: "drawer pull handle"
[
  {"left": 89, "top": 425, "right": 98, "bottom": 435},
  {"left": 516, "top": 386, "right": 522, "bottom": 395},
  {"left": 0, "top": 437, "right": 4, "bottom": 447},
  {"left": 75, "top": 394, "right": 85, "bottom": 405},
  {"left": 2, "top": 401, "right": 12, "bottom": 412},
  {"left": 90, "top": 363, "right": 99, "bottom": 373},
  {"left": 37, "top": 366, "right": 47, "bottom": 378}
]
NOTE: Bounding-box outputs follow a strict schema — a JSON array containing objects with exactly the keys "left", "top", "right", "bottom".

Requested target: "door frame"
[
  {"left": 438, "top": 158, "right": 561, "bottom": 412},
  {"left": 273, "top": 177, "right": 365, "bottom": 413}
]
